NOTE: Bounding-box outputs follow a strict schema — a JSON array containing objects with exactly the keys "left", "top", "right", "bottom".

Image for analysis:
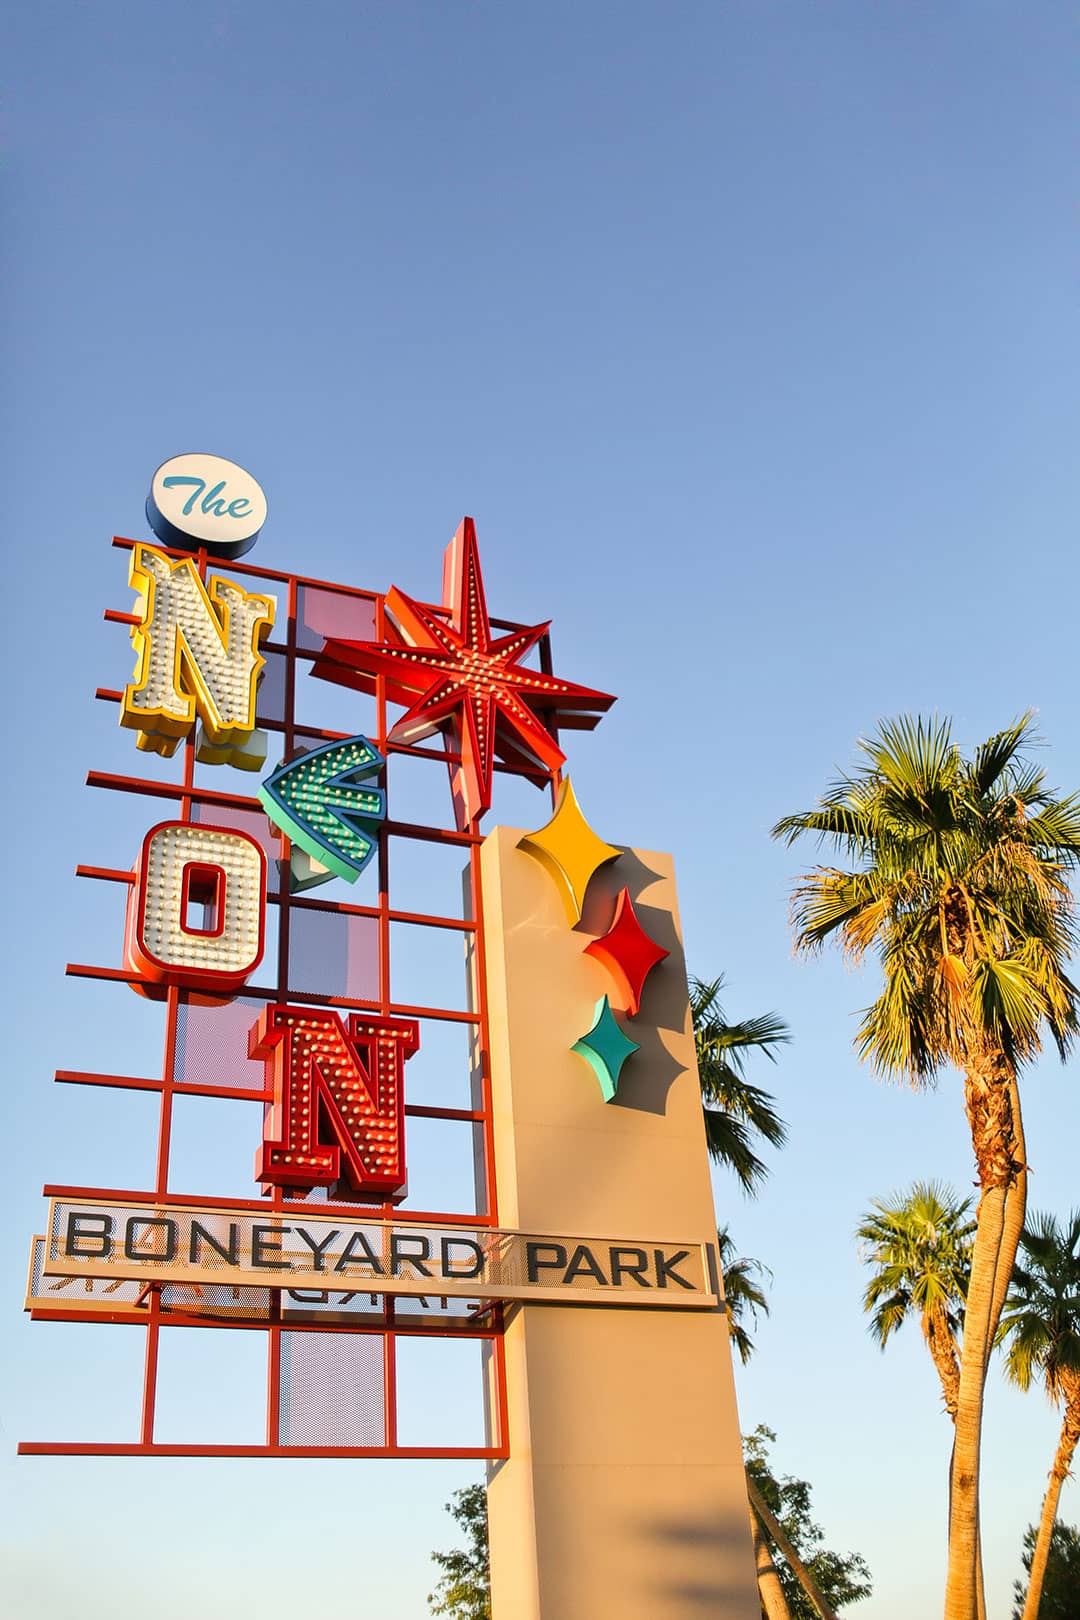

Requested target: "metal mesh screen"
[
  {"left": 295, "top": 586, "right": 376, "bottom": 652},
  {"left": 287, "top": 905, "right": 379, "bottom": 1001},
  {"left": 278, "top": 1330, "right": 385, "bottom": 1446},
  {"left": 174, "top": 994, "right": 269, "bottom": 1092}
]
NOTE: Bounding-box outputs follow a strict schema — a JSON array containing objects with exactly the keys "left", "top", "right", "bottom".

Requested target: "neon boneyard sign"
[{"left": 107, "top": 489, "right": 617, "bottom": 1204}]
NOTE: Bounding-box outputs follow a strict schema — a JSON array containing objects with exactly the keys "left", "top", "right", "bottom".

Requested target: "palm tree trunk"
[
  {"left": 969, "top": 1075, "right": 1026, "bottom": 1620},
  {"left": 946, "top": 1434, "right": 987, "bottom": 1620},
  {"left": 989, "top": 1074, "right": 1028, "bottom": 1345},
  {"left": 945, "top": 1052, "right": 1022, "bottom": 1620},
  {"left": 944, "top": 1180, "right": 1004, "bottom": 1620},
  {"left": 746, "top": 1474, "right": 839, "bottom": 1620},
  {"left": 925, "top": 1312, "right": 961, "bottom": 1420},
  {"left": 1020, "top": 1390, "right": 1080, "bottom": 1620},
  {"left": 749, "top": 1498, "right": 792, "bottom": 1620}
]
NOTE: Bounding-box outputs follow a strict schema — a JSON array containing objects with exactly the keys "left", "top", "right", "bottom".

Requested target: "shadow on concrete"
[{"left": 634, "top": 1506, "right": 758, "bottom": 1612}]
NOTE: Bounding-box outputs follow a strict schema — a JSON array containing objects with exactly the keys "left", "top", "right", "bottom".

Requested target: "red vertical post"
[
  {"left": 383, "top": 1330, "right": 397, "bottom": 1450},
  {"left": 267, "top": 570, "right": 299, "bottom": 1447},
  {"left": 374, "top": 597, "right": 397, "bottom": 1346}
]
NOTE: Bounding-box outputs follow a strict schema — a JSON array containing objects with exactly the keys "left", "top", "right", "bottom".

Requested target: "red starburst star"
[{"left": 311, "top": 518, "right": 615, "bottom": 827}]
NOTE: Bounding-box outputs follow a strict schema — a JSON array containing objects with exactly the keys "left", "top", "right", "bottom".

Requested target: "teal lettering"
[
  {"left": 162, "top": 475, "right": 251, "bottom": 522},
  {"left": 163, "top": 475, "right": 206, "bottom": 515},
  {"left": 201, "top": 480, "right": 229, "bottom": 516}
]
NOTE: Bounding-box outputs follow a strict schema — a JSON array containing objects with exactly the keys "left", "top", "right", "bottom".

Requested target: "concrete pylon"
[{"left": 480, "top": 826, "right": 759, "bottom": 1619}]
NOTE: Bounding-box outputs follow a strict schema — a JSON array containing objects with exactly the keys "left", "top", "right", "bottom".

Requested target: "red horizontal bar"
[
  {"left": 111, "top": 535, "right": 381, "bottom": 600},
  {"left": 288, "top": 894, "right": 474, "bottom": 933},
  {"left": 41, "top": 1183, "right": 493, "bottom": 1227},
  {"left": 94, "top": 690, "right": 291, "bottom": 740},
  {"left": 18, "top": 1442, "right": 506, "bottom": 1459},
  {"left": 94, "top": 685, "right": 549, "bottom": 786},
  {"left": 55, "top": 1069, "right": 163, "bottom": 1092},
  {"left": 402, "top": 1105, "right": 484, "bottom": 1122},
  {"left": 64, "top": 961, "right": 479, "bottom": 1025},
  {"left": 28, "top": 1306, "right": 499, "bottom": 1338},
  {"left": 86, "top": 771, "right": 485, "bottom": 846},
  {"left": 108, "top": 535, "right": 533, "bottom": 636},
  {"left": 73, "top": 865, "right": 473, "bottom": 933},
  {"left": 55, "top": 1070, "right": 485, "bottom": 1122},
  {"left": 87, "top": 771, "right": 258, "bottom": 808},
  {"left": 54, "top": 1070, "right": 269, "bottom": 1103}
]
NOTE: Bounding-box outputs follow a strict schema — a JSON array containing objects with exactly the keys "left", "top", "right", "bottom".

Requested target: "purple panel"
[
  {"left": 296, "top": 586, "right": 377, "bottom": 652},
  {"left": 287, "top": 905, "right": 379, "bottom": 1001}
]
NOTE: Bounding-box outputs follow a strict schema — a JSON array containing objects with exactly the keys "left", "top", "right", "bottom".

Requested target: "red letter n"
[{"left": 252, "top": 1006, "right": 419, "bottom": 1199}]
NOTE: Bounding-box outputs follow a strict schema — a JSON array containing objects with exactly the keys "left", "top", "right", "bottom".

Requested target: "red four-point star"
[
  {"left": 584, "top": 888, "right": 670, "bottom": 1016},
  {"left": 311, "top": 518, "right": 615, "bottom": 827}
]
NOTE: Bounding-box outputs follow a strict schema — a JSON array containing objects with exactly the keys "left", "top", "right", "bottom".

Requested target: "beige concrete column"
[{"left": 480, "top": 825, "right": 759, "bottom": 1619}]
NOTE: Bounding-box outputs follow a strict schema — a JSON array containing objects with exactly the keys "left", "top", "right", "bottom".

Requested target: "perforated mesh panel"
[
  {"left": 174, "top": 994, "right": 268, "bottom": 1091},
  {"left": 278, "top": 1330, "right": 385, "bottom": 1446},
  {"left": 287, "top": 906, "right": 379, "bottom": 1000},
  {"left": 295, "top": 586, "right": 376, "bottom": 652},
  {"left": 255, "top": 649, "right": 288, "bottom": 724},
  {"left": 282, "top": 1288, "right": 387, "bottom": 1324},
  {"left": 160, "top": 1282, "right": 272, "bottom": 1320}
]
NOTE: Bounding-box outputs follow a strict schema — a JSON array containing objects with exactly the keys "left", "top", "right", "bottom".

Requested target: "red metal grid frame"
[{"left": 20, "top": 536, "right": 565, "bottom": 1460}]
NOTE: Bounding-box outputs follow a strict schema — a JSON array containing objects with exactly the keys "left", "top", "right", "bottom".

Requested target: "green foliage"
[
  {"left": 716, "top": 1224, "right": 771, "bottom": 1364},
  {"left": 771, "top": 713, "right": 1080, "bottom": 1083},
  {"left": 998, "top": 1210, "right": 1080, "bottom": 1398},
  {"left": 744, "top": 1426, "right": 872, "bottom": 1616},
  {"left": 1011, "top": 1523, "right": 1080, "bottom": 1619},
  {"left": 856, "top": 1180, "right": 974, "bottom": 1348},
  {"left": 428, "top": 1484, "right": 490, "bottom": 1619},
  {"left": 691, "top": 974, "right": 790, "bottom": 1194}
]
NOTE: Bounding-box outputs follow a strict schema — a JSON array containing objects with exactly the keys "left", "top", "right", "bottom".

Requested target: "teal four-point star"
[{"left": 572, "top": 996, "right": 640, "bottom": 1103}]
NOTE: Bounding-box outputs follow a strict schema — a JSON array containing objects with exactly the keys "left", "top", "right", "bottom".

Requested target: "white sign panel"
[
  {"left": 147, "top": 452, "right": 267, "bottom": 558},
  {"left": 42, "top": 1197, "right": 716, "bottom": 1309}
]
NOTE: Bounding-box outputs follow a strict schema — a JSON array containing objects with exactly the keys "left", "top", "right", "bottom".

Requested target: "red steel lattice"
[{"left": 19, "top": 536, "right": 561, "bottom": 1460}]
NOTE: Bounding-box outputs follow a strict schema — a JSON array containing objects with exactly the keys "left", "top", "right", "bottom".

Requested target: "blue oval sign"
[{"left": 147, "top": 453, "right": 267, "bottom": 559}]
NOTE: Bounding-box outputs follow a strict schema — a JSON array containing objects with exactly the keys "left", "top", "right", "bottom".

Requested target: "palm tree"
[
  {"left": 773, "top": 714, "right": 1080, "bottom": 1620},
  {"left": 856, "top": 1181, "right": 974, "bottom": 1420},
  {"left": 691, "top": 975, "right": 789, "bottom": 1195},
  {"left": 857, "top": 1182, "right": 987, "bottom": 1620},
  {"left": 998, "top": 1211, "right": 1080, "bottom": 1620}
]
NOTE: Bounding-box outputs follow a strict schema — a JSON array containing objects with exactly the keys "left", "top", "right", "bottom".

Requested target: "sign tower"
[{"left": 21, "top": 461, "right": 759, "bottom": 1617}]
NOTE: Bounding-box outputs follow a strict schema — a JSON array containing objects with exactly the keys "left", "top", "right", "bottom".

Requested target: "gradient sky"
[{"left": 3, "top": 5, "right": 1078, "bottom": 1617}]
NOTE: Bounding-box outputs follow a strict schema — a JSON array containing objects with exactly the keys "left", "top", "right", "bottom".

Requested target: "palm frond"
[
  {"left": 971, "top": 713, "right": 1039, "bottom": 797},
  {"left": 691, "top": 975, "right": 790, "bottom": 1193},
  {"left": 774, "top": 713, "right": 1080, "bottom": 1087},
  {"left": 998, "top": 1208, "right": 1080, "bottom": 1398}
]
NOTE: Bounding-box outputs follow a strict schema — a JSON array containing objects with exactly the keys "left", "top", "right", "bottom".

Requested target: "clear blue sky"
[{"left": 3, "top": 4, "right": 1078, "bottom": 1616}]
